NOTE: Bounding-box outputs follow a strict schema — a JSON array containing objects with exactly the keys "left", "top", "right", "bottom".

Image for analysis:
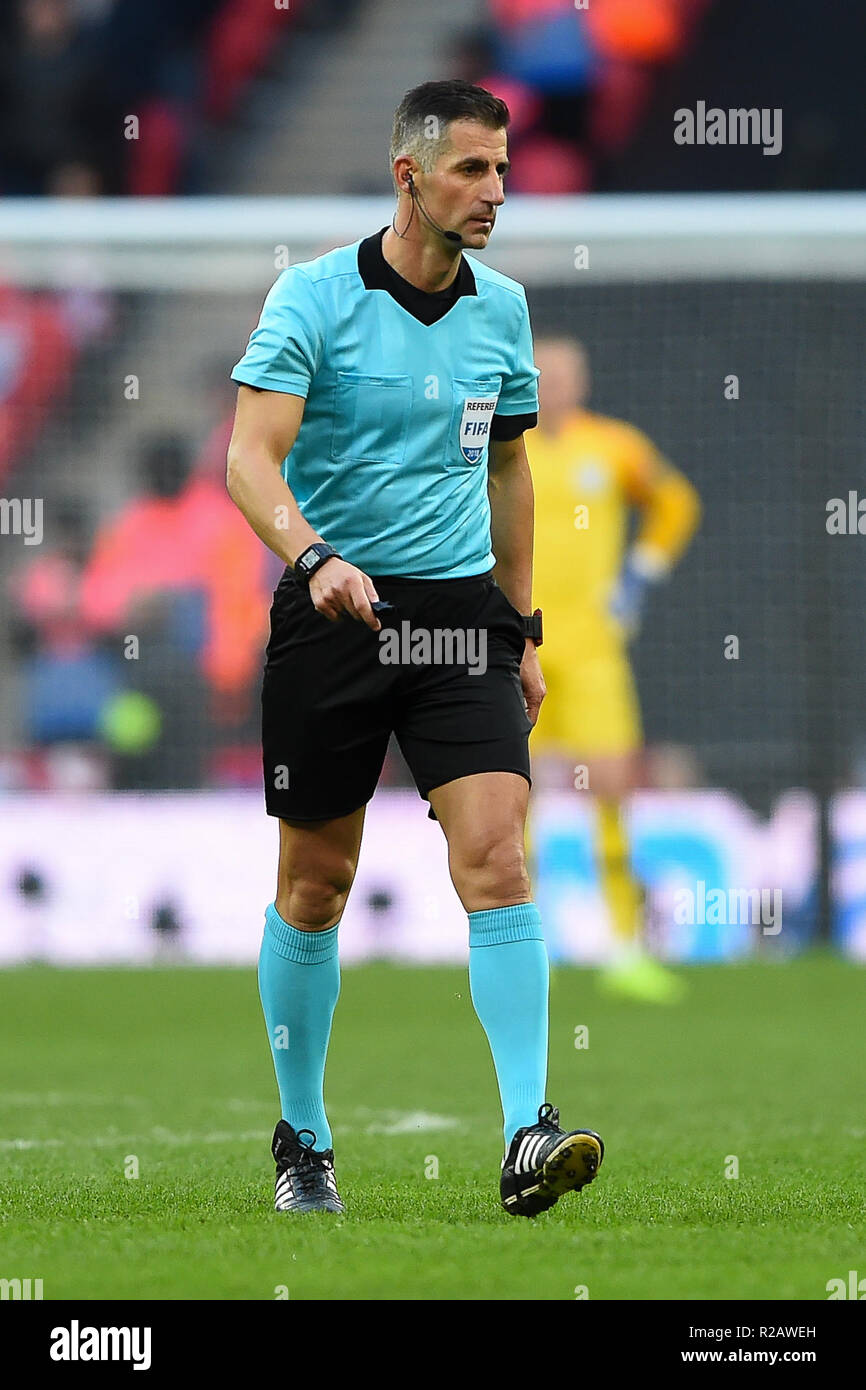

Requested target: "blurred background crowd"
[
  {"left": 1, "top": 0, "right": 865, "bottom": 959},
  {"left": 2, "top": 0, "right": 861, "bottom": 198}
]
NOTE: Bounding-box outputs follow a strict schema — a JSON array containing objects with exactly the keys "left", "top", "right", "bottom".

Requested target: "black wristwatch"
[
  {"left": 521, "top": 609, "right": 543, "bottom": 646},
  {"left": 293, "top": 542, "right": 341, "bottom": 586}
]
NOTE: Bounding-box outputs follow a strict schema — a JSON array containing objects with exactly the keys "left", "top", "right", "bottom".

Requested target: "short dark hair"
[{"left": 390, "top": 80, "right": 510, "bottom": 182}]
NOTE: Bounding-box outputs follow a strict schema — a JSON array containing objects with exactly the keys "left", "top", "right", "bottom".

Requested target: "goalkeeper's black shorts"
[{"left": 261, "top": 566, "right": 532, "bottom": 822}]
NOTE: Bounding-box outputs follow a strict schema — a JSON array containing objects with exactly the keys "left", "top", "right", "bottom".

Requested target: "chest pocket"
[
  {"left": 450, "top": 378, "right": 501, "bottom": 466},
  {"left": 331, "top": 372, "right": 412, "bottom": 464}
]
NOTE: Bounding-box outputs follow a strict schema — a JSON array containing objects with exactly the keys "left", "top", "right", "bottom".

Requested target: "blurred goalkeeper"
[{"left": 530, "top": 338, "right": 701, "bottom": 1003}]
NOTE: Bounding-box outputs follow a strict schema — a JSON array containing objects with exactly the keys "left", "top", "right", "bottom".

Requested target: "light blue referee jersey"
[{"left": 231, "top": 232, "right": 539, "bottom": 578}]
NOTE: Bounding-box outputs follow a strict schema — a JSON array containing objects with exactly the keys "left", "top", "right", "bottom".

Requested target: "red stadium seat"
[
  {"left": 474, "top": 74, "right": 544, "bottom": 141},
  {"left": 489, "top": 0, "right": 573, "bottom": 25},
  {"left": 126, "top": 98, "right": 187, "bottom": 196},
  {"left": 588, "top": 59, "right": 655, "bottom": 155},
  {"left": 507, "top": 134, "right": 593, "bottom": 193},
  {"left": 204, "top": 0, "right": 307, "bottom": 123},
  {"left": 0, "top": 285, "right": 74, "bottom": 484}
]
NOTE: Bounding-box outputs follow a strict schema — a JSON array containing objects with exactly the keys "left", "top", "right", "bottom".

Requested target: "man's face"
[
  {"left": 535, "top": 341, "right": 590, "bottom": 417},
  {"left": 424, "top": 119, "right": 509, "bottom": 250}
]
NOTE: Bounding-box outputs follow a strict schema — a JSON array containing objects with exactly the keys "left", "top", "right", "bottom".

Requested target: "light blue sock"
[
  {"left": 257, "top": 902, "right": 340, "bottom": 1150},
  {"left": 468, "top": 902, "right": 549, "bottom": 1150}
]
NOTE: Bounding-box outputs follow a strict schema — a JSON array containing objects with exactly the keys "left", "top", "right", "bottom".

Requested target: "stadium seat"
[{"left": 204, "top": 0, "right": 307, "bottom": 122}]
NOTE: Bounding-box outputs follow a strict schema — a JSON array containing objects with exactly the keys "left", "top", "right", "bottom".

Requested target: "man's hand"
[
  {"left": 608, "top": 546, "right": 668, "bottom": 640},
  {"left": 608, "top": 560, "right": 651, "bottom": 640},
  {"left": 308, "top": 557, "right": 381, "bottom": 630},
  {"left": 520, "top": 640, "right": 546, "bottom": 726}
]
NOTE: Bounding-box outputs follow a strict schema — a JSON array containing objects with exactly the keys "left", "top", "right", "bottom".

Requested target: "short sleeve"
[
  {"left": 230, "top": 267, "right": 325, "bottom": 398},
  {"left": 495, "top": 290, "right": 540, "bottom": 417}
]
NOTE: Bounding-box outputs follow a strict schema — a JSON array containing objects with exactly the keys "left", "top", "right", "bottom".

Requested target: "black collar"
[{"left": 357, "top": 227, "right": 477, "bottom": 326}]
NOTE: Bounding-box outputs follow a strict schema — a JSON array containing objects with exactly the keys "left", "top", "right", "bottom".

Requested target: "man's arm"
[
  {"left": 226, "top": 384, "right": 380, "bottom": 628},
  {"left": 226, "top": 385, "right": 311, "bottom": 563},
  {"left": 610, "top": 433, "right": 702, "bottom": 636},
  {"left": 487, "top": 433, "right": 533, "bottom": 612},
  {"left": 488, "top": 433, "right": 545, "bottom": 725},
  {"left": 629, "top": 464, "right": 702, "bottom": 570}
]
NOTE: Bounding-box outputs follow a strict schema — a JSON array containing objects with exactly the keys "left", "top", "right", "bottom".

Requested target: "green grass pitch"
[{"left": 0, "top": 955, "right": 861, "bottom": 1301}]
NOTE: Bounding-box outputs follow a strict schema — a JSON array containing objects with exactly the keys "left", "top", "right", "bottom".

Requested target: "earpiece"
[{"left": 399, "top": 169, "right": 462, "bottom": 246}]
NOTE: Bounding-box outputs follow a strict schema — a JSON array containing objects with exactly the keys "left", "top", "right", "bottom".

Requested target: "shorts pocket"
[
  {"left": 331, "top": 371, "right": 412, "bottom": 463},
  {"left": 486, "top": 580, "right": 526, "bottom": 659}
]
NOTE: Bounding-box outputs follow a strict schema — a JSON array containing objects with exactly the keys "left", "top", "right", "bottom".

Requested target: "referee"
[{"left": 227, "top": 80, "right": 603, "bottom": 1218}]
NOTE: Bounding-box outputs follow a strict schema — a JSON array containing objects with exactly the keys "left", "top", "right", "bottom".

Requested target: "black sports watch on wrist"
[
  {"left": 521, "top": 608, "right": 543, "bottom": 646},
  {"left": 293, "top": 542, "right": 341, "bottom": 586}
]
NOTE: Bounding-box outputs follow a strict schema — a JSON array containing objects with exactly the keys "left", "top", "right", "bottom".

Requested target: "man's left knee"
[{"left": 450, "top": 832, "right": 531, "bottom": 907}]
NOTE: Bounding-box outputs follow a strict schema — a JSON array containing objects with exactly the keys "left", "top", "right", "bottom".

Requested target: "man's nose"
[{"left": 482, "top": 173, "right": 506, "bottom": 206}]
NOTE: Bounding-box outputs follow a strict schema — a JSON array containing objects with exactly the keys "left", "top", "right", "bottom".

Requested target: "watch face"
[
  {"left": 294, "top": 546, "right": 319, "bottom": 580},
  {"left": 297, "top": 544, "right": 335, "bottom": 581}
]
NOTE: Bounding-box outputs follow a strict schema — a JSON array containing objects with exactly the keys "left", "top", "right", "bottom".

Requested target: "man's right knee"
[
  {"left": 276, "top": 848, "right": 358, "bottom": 932},
  {"left": 275, "top": 810, "right": 364, "bottom": 931}
]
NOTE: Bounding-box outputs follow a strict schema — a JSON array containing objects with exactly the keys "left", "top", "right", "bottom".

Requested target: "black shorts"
[{"left": 262, "top": 567, "right": 532, "bottom": 821}]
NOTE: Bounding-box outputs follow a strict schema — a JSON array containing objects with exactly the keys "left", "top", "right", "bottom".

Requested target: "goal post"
[
  {"left": 1, "top": 192, "right": 864, "bottom": 957},
  {"left": 2, "top": 192, "right": 866, "bottom": 287}
]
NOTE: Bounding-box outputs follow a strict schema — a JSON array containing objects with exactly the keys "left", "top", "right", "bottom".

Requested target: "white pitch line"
[
  {"left": 0, "top": 1111, "right": 460, "bottom": 1151},
  {"left": 0, "top": 1129, "right": 269, "bottom": 1151},
  {"left": 363, "top": 1111, "right": 460, "bottom": 1135},
  {"left": 0, "top": 1092, "right": 143, "bottom": 1108}
]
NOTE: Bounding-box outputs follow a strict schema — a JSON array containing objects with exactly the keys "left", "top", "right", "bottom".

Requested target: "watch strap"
[{"left": 521, "top": 609, "right": 543, "bottom": 646}]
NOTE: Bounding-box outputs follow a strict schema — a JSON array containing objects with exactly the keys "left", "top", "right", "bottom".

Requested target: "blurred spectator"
[
  {"left": 0, "top": 0, "right": 309, "bottom": 196},
  {"left": 586, "top": 0, "right": 686, "bottom": 64},
  {"left": 0, "top": 164, "right": 113, "bottom": 485},
  {"left": 79, "top": 432, "right": 269, "bottom": 716},
  {"left": 467, "top": 0, "right": 707, "bottom": 192},
  {"left": 8, "top": 499, "right": 121, "bottom": 748},
  {"left": 492, "top": 1, "right": 597, "bottom": 107},
  {"left": 584, "top": 0, "right": 693, "bottom": 159},
  {"left": 451, "top": 31, "right": 543, "bottom": 142},
  {"left": 47, "top": 159, "right": 105, "bottom": 197},
  {"left": 192, "top": 357, "right": 283, "bottom": 596},
  {"left": 0, "top": 281, "right": 75, "bottom": 485},
  {"left": 506, "top": 133, "right": 593, "bottom": 194},
  {"left": 490, "top": 0, "right": 597, "bottom": 155},
  {"left": 0, "top": 0, "right": 122, "bottom": 194}
]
